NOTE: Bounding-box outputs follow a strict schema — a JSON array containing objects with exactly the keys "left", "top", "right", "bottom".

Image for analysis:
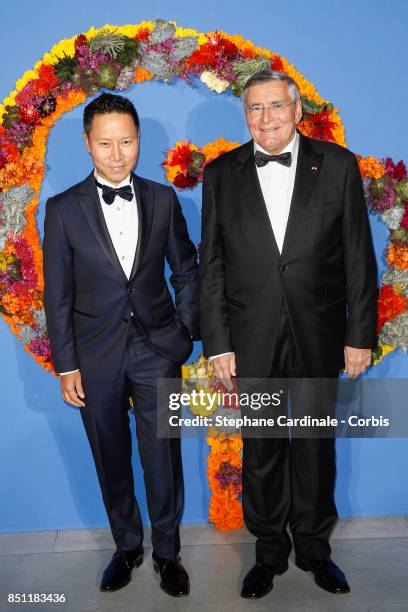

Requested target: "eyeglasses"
[{"left": 245, "top": 100, "right": 294, "bottom": 117}]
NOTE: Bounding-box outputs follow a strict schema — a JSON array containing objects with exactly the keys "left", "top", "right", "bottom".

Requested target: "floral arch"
[{"left": 1, "top": 19, "right": 407, "bottom": 530}]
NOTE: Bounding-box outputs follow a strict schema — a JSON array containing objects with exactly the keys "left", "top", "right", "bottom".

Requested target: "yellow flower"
[
  {"left": 164, "top": 165, "right": 179, "bottom": 183},
  {"left": 134, "top": 20, "right": 156, "bottom": 32},
  {"left": 373, "top": 344, "right": 395, "bottom": 365},
  {"left": 15, "top": 70, "right": 38, "bottom": 93},
  {"left": 49, "top": 38, "right": 76, "bottom": 61},
  {"left": 116, "top": 24, "right": 140, "bottom": 38},
  {"left": 173, "top": 24, "right": 200, "bottom": 38}
]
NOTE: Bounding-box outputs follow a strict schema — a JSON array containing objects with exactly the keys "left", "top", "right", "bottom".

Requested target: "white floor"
[{"left": 1, "top": 518, "right": 408, "bottom": 611}]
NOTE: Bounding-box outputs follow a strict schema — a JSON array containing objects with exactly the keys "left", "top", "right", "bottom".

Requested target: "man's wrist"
[{"left": 59, "top": 369, "right": 80, "bottom": 376}]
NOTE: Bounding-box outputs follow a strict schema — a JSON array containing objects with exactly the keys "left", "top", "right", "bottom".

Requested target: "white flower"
[
  {"left": 200, "top": 71, "right": 229, "bottom": 93},
  {"left": 381, "top": 206, "right": 405, "bottom": 230}
]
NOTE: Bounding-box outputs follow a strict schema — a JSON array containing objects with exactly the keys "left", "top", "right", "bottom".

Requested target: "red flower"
[
  {"left": 75, "top": 34, "right": 88, "bottom": 52},
  {"left": 186, "top": 33, "right": 238, "bottom": 69},
  {"left": 384, "top": 157, "right": 407, "bottom": 181},
  {"left": 165, "top": 141, "right": 193, "bottom": 172},
  {"left": 241, "top": 48, "right": 256, "bottom": 59},
  {"left": 209, "top": 33, "right": 238, "bottom": 59},
  {"left": 20, "top": 105, "right": 42, "bottom": 124},
  {"left": 173, "top": 173, "right": 198, "bottom": 189},
  {"left": 400, "top": 204, "right": 408, "bottom": 230},
  {"left": 37, "top": 65, "right": 59, "bottom": 91},
  {"left": 135, "top": 28, "right": 150, "bottom": 42},
  {"left": 0, "top": 140, "right": 19, "bottom": 164},
  {"left": 187, "top": 44, "right": 218, "bottom": 68},
  {"left": 308, "top": 109, "right": 336, "bottom": 142},
  {"left": 222, "top": 379, "right": 240, "bottom": 408},
  {"left": 15, "top": 80, "right": 39, "bottom": 107},
  {"left": 271, "top": 56, "right": 284, "bottom": 72},
  {"left": 377, "top": 284, "right": 407, "bottom": 333}
]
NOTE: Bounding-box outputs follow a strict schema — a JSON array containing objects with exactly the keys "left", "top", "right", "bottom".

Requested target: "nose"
[
  {"left": 260, "top": 107, "right": 278, "bottom": 123},
  {"left": 110, "top": 143, "right": 123, "bottom": 161}
]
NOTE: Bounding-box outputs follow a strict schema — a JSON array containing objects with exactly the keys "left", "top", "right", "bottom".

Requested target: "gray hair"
[{"left": 242, "top": 69, "right": 301, "bottom": 104}]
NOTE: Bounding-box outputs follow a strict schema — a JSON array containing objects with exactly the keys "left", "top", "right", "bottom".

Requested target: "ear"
[
  {"left": 83, "top": 132, "right": 91, "bottom": 154},
  {"left": 295, "top": 99, "right": 303, "bottom": 124}
]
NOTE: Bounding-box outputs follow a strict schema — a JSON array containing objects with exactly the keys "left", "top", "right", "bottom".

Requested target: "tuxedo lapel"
[
  {"left": 281, "top": 133, "right": 323, "bottom": 258},
  {"left": 77, "top": 172, "right": 128, "bottom": 283},
  {"left": 129, "top": 173, "right": 154, "bottom": 282},
  {"left": 232, "top": 141, "right": 280, "bottom": 258}
]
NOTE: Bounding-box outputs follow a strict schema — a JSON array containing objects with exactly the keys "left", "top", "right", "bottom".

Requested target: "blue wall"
[{"left": 1, "top": 0, "right": 407, "bottom": 532}]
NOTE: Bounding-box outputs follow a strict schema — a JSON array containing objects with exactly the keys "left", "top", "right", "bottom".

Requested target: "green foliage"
[
  {"left": 232, "top": 56, "right": 271, "bottom": 90},
  {"left": 301, "top": 96, "right": 323, "bottom": 115},
  {"left": 116, "top": 39, "right": 140, "bottom": 67},
  {"left": 53, "top": 54, "right": 77, "bottom": 83},
  {"left": 89, "top": 28, "right": 128, "bottom": 59}
]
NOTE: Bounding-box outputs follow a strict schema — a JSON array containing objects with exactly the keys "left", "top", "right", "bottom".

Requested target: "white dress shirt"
[
  {"left": 209, "top": 133, "right": 299, "bottom": 363},
  {"left": 255, "top": 131, "right": 299, "bottom": 253},
  {"left": 60, "top": 170, "right": 139, "bottom": 375},
  {"left": 95, "top": 170, "right": 139, "bottom": 280}
]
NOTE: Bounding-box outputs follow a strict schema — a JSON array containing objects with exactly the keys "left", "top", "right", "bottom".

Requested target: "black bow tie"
[
  {"left": 254, "top": 151, "right": 292, "bottom": 168},
  {"left": 95, "top": 179, "right": 134, "bottom": 205}
]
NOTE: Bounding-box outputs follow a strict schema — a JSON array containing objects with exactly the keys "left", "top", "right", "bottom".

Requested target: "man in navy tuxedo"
[{"left": 43, "top": 93, "right": 199, "bottom": 596}]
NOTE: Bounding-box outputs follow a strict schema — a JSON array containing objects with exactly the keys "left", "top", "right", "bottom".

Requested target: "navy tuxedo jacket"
[
  {"left": 43, "top": 172, "right": 199, "bottom": 383},
  {"left": 199, "top": 133, "right": 378, "bottom": 378}
]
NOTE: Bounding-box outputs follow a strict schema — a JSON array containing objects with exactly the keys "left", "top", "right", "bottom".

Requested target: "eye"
[
  {"left": 271, "top": 103, "right": 284, "bottom": 110},
  {"left": 248, "top": 104, "right": 263, "bottom": 113}
]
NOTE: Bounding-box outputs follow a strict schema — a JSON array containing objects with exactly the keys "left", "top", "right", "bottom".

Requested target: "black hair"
[{"left": 83, "top": 93, "right": 140, "bottom": 134}]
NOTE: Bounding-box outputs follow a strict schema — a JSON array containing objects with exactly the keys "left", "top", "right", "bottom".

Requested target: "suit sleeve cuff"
[{"left": 208, "top": 352, "right": 234, "bottom": 362}]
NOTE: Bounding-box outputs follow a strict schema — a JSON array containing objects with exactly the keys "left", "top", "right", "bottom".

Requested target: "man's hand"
[
  {"left": 60, "top": 371, "right": 86, "bottom": 407},
  {"left": 210, "top": 352, "right": 236, "bottom": 388},
  {"left": 344, "top": 346, "right": 372, "bottom": 379}
]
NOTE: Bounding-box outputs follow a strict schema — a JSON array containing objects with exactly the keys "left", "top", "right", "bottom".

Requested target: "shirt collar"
[
  {"left": 94, "top": 169, "right": 132, "bottom": 189},
  {"left": 253, "top": 131, "right": 299, "bottom": 158}
]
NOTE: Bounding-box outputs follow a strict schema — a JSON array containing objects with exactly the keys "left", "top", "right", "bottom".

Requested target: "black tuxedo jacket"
[
  {"left": 199, "top": 132, "right": 378, "bottom": 378},
  {"left": 43, "top": 172, "right": 199, "bottom": 383}
]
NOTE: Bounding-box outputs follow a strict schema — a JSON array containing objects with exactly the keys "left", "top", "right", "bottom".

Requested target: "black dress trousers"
[
  {"left": 242, "top": 299, "right": 338, "bottom": 565},
  {"left": 79, "top": 319, "right": 183, "bottom": 558}
]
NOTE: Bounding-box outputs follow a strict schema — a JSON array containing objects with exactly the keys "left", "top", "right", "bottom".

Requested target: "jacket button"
[
  {"left": 128, "top": 287, "right": 134, "bottom": 294},
  {"left": 280, "top": 264, "right": 288, "bottom": 272}
]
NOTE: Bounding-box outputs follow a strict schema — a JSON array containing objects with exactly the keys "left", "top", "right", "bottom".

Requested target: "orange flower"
[
  {"left": 356, "top": 155, "right": 385, "bottom": 179},
  {"left": 134, "top": 67, "right": 153, "bottom": 83},
  {"left": 205, "top": 430, "right": 243, "bottom": 530},
  {"left": 202, "top": 137, "right": 240, "bottom": 164},
  {"left": 209, "top": 495, "right": 243, "bottom": 530},
  {"left": 386, "top": 243, "right": 408, "bottom": 270},
  {"left": 377, "top": 284, "right": 407, "bottom": 332}
]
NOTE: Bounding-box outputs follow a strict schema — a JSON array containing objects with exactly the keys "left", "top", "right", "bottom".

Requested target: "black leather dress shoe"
[
  {"left": 100, "top": 546, "right": 143, "bottom": 592},
  {"left": 295, "top": 558, "right": 350, "bottom": 594},
  {"left": 241, "top": 561, "right": 289, "bottom": 599},
  {"left": 152, "top": 553, "right": 190, "bottom": 597}
]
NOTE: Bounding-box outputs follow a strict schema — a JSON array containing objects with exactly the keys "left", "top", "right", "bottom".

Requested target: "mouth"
[{"left": 260, "top": 127, "right": 280, "bottom": 133}]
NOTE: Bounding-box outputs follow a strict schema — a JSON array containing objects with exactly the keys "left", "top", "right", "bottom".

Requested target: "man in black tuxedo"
[
  {"left": 199, "top": 70, "right": 377, "bottom": 598},
  {"left": 43, "top": 93, "right": 199, "bottom": 596}
]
